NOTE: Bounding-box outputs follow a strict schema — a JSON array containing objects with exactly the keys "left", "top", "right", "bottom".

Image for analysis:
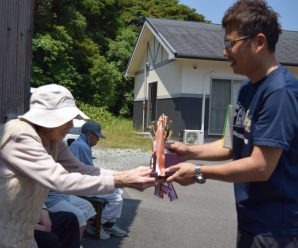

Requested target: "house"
[{"left": 125, "top": 18, "right": 298, "bottom": 141}]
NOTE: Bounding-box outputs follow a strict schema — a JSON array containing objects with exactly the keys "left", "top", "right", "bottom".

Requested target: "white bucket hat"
[{"left": 19, "top": 84, "right": 89, "bottom": 128}]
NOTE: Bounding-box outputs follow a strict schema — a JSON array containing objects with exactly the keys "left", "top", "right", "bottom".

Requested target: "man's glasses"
[{"left": 223, "top": 36, "right": 252, "bottom": 51}]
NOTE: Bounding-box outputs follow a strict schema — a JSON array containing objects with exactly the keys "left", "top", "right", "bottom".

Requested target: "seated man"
[
  {"left": 35, "top": 207, "right": 80, "bottom": 248},
  {"left": 45, "top": 192, "right": 96, "bottom": 239},
  {"left": 70, "top": 121, "right": 127, "bottom": 240}
]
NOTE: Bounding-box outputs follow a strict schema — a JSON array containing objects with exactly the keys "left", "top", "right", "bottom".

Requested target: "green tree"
[
  {"left": 107, "top": 28, "right": 138, "bottom": 116},
  {"left": 32, "top": 26, "right": 81, "bottom": 90},
  {"left": 119, "top": 0, "right": 206, "bottom": 29},
  {"left": 89, "top": 55, "right": 122, "bottom": 108},
  {"left": 32, "top": 0, "right": 207, "bottom": 116}
]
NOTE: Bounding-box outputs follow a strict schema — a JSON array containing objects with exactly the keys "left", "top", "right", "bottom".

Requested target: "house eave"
[
  {"left": 280, "top": 62, "right": 298, "bottom": 67},
  {"left": 125, "top": 19, "right": 176, "bottom": 78},
  {"left": 174, "top": 54, "right": 298, "bottom": 66},
  {"left": 175, "top": 53, "right": 227, "bottom": 62}
]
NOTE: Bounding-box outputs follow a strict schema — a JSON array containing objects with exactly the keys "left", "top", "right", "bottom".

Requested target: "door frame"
[{"left": 147, "top": 82, "right": 158, "bottom": 127}]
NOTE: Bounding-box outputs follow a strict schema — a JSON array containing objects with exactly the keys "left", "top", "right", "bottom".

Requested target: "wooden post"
[{"left": 0, "top": 0, "right": 34, "bottom": 123}]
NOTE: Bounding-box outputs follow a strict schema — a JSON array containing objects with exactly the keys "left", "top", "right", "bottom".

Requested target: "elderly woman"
[{"left": 0, "top": 84, "right": 155, "bottom": 248}]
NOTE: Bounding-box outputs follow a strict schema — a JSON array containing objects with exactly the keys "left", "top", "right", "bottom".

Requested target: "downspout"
[
  {"left": 201, "top": 71, "right": 215, "bottom": 132},
  {"left": 142, "top": 62, "right": 150, "bottom": 132}
]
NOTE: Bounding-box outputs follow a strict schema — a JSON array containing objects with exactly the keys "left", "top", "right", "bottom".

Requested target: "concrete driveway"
[{"left": 82, "top": 169, "right": 237, "bottom": 248}]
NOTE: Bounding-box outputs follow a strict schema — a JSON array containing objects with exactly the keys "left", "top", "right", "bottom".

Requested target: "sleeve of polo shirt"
[{"left": 253, "top": 88, "right": 298, "bottom": 151}]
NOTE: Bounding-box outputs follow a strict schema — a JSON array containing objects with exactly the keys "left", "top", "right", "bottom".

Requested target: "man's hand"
[
  {"left": 35, "top": 209, "right": 52, "bottom": 232},
  {"left": 166, "top": 142, "right": 191, "bottom": 162},
  {"left": 114, "top": 166, "right": 157, "bottom": 191},
  {"left": 166, "top": 163, "right": 196, "bottom": 186}
]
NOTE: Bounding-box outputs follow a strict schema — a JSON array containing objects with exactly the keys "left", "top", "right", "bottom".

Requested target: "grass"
[
  {"left": 76, "top": 102, "right": 152, "bottom": 151},
  {"left": 96, "top": 117, "right": 152, "bottom": 151}
]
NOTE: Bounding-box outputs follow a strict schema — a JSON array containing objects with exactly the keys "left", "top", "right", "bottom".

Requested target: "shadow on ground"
[
  {"left": 81, "top": 198, "right": 141, "bottom": 248},
  {"left": 81, "top": 160, "right": 237, "bottom": 248}
]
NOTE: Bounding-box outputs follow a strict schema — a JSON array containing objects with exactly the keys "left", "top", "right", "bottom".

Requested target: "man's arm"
[
  {"left": 168, "top": 139, "right": 233, "bottom": 162},
  {"left": 167, "top": 145, "right": 282, "bottom": 185},
  {"left": 202, "top": 146, "right": 282, "bottom": 182}
]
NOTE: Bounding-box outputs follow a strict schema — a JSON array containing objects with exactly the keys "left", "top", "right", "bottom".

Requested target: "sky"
[{"left": 179, "top": 0, "right": 298, "bottom": 31}]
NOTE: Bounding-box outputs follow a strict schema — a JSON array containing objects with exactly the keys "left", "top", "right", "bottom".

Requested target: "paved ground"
[{"left": 82, "top": 162, "right": 237, "bottom": 248}]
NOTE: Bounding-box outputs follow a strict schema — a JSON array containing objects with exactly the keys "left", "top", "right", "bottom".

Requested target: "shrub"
[{"left": 76, "top": 101, "right": 112, "bottom": 127}]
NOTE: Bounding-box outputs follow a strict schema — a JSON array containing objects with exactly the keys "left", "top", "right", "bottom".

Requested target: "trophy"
[{"left": 149, "top": 114, "right": 178, "bottom": 178}]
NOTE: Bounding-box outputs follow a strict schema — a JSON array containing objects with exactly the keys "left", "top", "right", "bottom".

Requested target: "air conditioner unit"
[{"left": 183, "top": 130, "right": 204, "bottom": 145}]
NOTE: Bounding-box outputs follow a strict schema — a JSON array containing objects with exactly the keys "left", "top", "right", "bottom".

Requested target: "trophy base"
[
  {"left": 150, "top": 153, "right": 178, "bottom": 178},
  {"left": 150, "top": 171, "right": 173, "bottom": 178}
]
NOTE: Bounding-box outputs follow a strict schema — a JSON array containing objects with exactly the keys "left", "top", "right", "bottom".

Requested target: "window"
[{"left": 209, "top": 79, "right": 242, "bottom": 135}]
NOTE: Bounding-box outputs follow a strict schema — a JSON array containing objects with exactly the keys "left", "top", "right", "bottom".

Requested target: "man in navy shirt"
[{"left": 166, "top": 0, "right": 298, "bottom": 247}]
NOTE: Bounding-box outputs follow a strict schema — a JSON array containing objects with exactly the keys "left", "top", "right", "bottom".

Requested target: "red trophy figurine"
[{"left": 149, "top": 114, "right": 178, "bottom": 200}]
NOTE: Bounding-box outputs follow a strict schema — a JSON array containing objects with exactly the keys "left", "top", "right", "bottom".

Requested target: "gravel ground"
[{"left": 93, "top": 148, "right": 152, "bottom": 171}]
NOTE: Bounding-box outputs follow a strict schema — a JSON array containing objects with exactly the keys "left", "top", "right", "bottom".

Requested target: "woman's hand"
[
  {"left": 114, "top": 166, "right": 157, "bottom": 191},
  {"left": 35, "top": 208, "right": 52, "bottom": 232}
]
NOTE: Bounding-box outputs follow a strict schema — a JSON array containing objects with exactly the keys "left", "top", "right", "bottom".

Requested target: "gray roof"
[{"left": 146, "top": 18, "right": 298, "bottom": 66}]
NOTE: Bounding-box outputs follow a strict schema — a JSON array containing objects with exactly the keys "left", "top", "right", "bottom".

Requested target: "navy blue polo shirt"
[{"left": 233, "top": 66, "right": 298, "bottom": 235}]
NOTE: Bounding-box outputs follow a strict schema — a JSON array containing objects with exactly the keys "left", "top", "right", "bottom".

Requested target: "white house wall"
[
  {"left": 134, "top": 58, "right": 251, "bottom": 101},
  {"left": 134, "top": 34, "right": 175, "bottom": 101},
  {"left": 134, "top": 73, "right": 144, "bottom": 101},
  {"left": 149, "top": 61, "right": 182, "bottom": 98},
  {"left": 180, "top": 59, "right": 246, "bottom": 96},
  {"left": 134, "top": 61, "right": 182, "bottom": 101},
  {"left": 179, "top": 60, "right": 298, "bottom": 96}
]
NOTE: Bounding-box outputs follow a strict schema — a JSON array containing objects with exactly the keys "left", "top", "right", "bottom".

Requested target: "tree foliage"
[{"left": 32, "top": 0, "right": 207, "bottom": 116}]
